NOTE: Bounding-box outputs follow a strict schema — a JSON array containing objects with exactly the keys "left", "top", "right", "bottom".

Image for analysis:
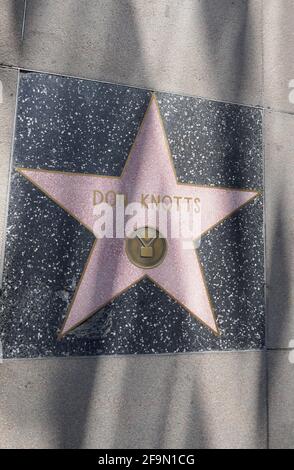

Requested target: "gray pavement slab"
[
  {"left": 265, "top": 110, "right": 294, "bottom": 349},
  {"left": 268, "top": 350, "right": 294, "bottom": 449},
  {"left": 264, "top": 0, "right": 294, "bottom": 112},
  {"left": 11, "top": 0, "right": 264, "bottom": 106},
  {"left": 0, "top": 67, "right": 18, "bottom": 285},
  {"left": 0, "top": 352, "right": 266, "bottom": 449},
  {"left": 0, "top": 0, "right": 24, "bottom": 66}
]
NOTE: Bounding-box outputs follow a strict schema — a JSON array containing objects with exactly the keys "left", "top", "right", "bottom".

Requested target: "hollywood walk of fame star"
[{"left": 17, "top": 95, "right": 260, "bottom": 337}]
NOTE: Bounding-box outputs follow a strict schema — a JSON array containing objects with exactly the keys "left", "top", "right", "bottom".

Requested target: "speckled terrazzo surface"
[{"left": 0, "top": 72, "right": 264, "bottom": 358}]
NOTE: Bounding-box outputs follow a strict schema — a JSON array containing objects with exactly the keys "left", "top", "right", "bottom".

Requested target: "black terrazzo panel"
[{"left": 0, "top": 72, "right": 264, "bottom": 357}]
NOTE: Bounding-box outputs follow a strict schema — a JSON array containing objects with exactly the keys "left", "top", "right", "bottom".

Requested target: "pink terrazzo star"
[{"left": 18, "top": 95, "right": 259, "bottom": 337}]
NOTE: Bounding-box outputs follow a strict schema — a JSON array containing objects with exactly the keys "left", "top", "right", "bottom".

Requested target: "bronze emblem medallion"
[{"left": 125, "top": 227, "right": 167, "bottom": 269}]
